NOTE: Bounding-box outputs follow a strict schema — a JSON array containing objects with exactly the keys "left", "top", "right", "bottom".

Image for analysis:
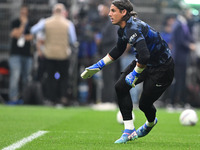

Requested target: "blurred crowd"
[
  {"left": 0, "top": 0, "right": 200, "bottom": 110},
  {"left": 160, "top": 8, "right": 200, "bottom": 111}
]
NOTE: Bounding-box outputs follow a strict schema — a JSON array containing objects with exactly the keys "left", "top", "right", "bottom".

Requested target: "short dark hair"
[
  {"left": 21, "top": 4, "right": 29, "bottom": 10},
  {"left": 112, "top": 0, "right": 137, "bottom": 21}
]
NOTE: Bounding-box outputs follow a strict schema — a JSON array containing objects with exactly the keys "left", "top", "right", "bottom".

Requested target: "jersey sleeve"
[
  {"left": 109, "top": 37, "right": 127, "bottom": 60},
  {"left": 108, "top": 29, "right": 128, "bottom": 60},
  {"left": 30, "top": 19, "right": 45, "bottom": 35},
  {"left": 126, "top": 29, "right": 144, "bottom": 46},
  {"left": 126, "top": 28, "right": 150, "bottom": 65},
  {"left": 11, "top": 19, "right": 19, "bottom": 30}
]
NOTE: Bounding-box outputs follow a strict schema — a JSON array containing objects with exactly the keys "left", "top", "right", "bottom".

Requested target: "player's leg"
[
  {"left": 43, "top": 59, "right": 57, "bottom": 103},
  {"left": 136, "top": 77, "right": 166, "bottom": 137},
  {"left": 21, "top": 56, "right": 33, "bottom": 89},
  {"left": 137, "top": 59, "right": 174, "bottom": 137},
  {"left": 59, "top": 59, "right": 69, "bottom": 105},
  {"left": 114, "top": 61, "right": 138, "bottom": 143},
  {"left": 8, "top": 55, "right": 21, "bottom": 102}
]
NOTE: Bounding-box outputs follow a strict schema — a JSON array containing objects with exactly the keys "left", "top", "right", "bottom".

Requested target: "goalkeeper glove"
[
  {"left": 81, "top": 54, "right": 113, "bottom": 79},
  {"left": 125, "top": 65, "right": 144, "bottom": 87}
]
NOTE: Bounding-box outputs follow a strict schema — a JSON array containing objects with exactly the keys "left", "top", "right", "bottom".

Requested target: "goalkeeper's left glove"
[
  {"left": 81, "top": 54, "right": 113, "bottom": 79},
  {"left": 125, "top": 65, "right": 145, "bottom": 87}
]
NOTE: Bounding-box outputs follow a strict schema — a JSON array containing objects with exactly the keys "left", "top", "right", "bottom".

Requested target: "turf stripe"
[{"left": 2, "top": 130, "right": 48, "bottom": 150}]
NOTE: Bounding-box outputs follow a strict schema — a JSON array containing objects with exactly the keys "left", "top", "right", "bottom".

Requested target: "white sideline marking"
[{"left": 2, "top": 130, "right": 48, "bottom": 150}]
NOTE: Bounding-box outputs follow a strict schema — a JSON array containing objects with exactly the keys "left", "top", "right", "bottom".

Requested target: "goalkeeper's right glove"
[
  {"left": 81, "top": 54, "right": 113, "bottom": 79},
  {"left": 125, "top": 65, "right": 145, "bottom": 87}
]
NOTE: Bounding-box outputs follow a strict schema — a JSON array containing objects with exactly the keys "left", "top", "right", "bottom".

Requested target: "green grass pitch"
[{"left": 0, "top": 105, "right": 199, "bottom": 150}]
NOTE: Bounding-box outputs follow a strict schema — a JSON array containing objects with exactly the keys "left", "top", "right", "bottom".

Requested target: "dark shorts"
[{"left": 122, "top": 57, "right": 174, "bottom": 104}]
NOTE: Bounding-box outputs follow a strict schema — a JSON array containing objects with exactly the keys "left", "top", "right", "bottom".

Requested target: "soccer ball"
[
  {"left": 179, "top": 109, "right": 198, "bottom": 126},
  {"left": 116, "top": 110, "right": 135, "bottom": 124}
]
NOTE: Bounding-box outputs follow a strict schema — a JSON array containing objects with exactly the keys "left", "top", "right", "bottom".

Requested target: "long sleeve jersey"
[{"left": 109, "top": 17, "right": 171, "bottom": 67}]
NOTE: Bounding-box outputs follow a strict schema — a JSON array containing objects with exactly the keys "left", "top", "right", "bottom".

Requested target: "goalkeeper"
[{"left": 81, "top": 0, "right": 174, "bottom": 144}]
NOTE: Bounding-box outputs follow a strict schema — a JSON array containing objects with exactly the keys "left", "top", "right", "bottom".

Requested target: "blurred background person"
[
  {"left": 76, "top": 1, "right": 100, "bottom": 105},
  {"left": 7, "top": 5, "right": 33, "bottom": 105},
  {"left": 160, "top": 15, "right": 176, "bottom": 50},
  {"left": 35, "top": 23, "right": 46, "bottom": 82},
  {"left": 92, "top": 2, "right": 119, "bottom": 110},
  {"left": 22, "top": 22, "right": 46, "bottom": 105},
  {"left": 169, "top": 8, "right": 196, "bottom": 110},
  {"left": 31, "top": 3, "right": 77, "bottom": 106},
  {"left": 159, "top": 15, "right": 176, "bottom": 106}
]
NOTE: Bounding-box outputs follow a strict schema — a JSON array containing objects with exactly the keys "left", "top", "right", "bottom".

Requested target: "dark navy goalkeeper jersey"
[{"left": 117, "top": 17, "right": 171, "bottom": 66}]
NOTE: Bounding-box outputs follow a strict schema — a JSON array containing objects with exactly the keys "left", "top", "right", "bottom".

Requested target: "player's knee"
[
  {"left": 138, "top": 103, "right": 146, "bottom": 112},
  {"left": 115, "top": 80, "right": 124, "bottom": 93},
  {"left": 139, "top": 102, "right": 150, "bottom": 111},
  {"left": 114, "top": 80, "right": 119, "bottom": 91},
  {"left": 139, "top": 102, "right": 156, "bottom": 113},
  {"left": 115, "top": 77, "right": 131, "bottom": 93}
]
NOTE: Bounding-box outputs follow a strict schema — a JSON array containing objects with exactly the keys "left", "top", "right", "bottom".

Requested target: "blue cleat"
[
  {"left": 114, "top": 129, "right": 138, "bottom": 144},
  {"left": 136, "top": 118, "right": 158, "bottom": 138}
]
